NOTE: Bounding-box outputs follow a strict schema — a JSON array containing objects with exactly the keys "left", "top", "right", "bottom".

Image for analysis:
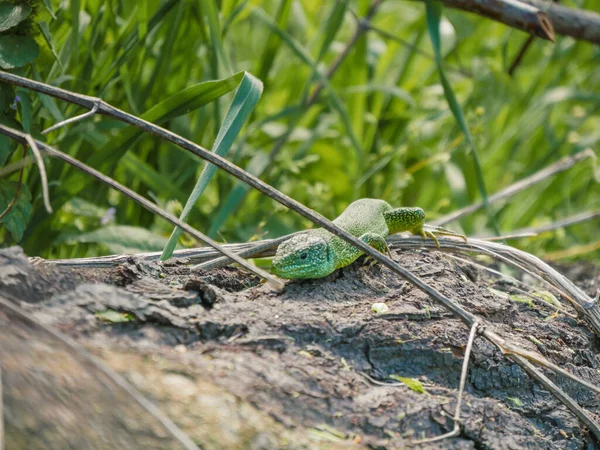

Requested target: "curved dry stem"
[
  {"left": 433, "top": 149, "right": 596, "bottom": 226},
  {"left": 24, "top": 134, "right": 52, "bottom": 214},
  {"left": 411, "top": 321, "right": 480, "bottom": 445},
  {"left": 42, "top": 100, "right": 100, "bottom": 135}
]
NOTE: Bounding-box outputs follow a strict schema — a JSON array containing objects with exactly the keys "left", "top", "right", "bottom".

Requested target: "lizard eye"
[{"left": 300, "top": 252, "right": 308, "bottom": 260}]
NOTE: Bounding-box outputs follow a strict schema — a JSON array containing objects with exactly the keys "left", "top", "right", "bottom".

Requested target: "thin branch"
[
  {"left": 497, "top": 210, "right": 600, "bottom": 238},
  {"left": 411, "top": 321, "right": 479, "bottom": 445},
  {"left": 358, "top": 371, "right": 406, "bottom": 387},
  {"left": 42, "top": 100, "right": 100, "bottom": 135},
  {"left": 518, "top": 0, "right": 600, "bottom": 44},
  {"left": 444, "top": 253, "right": 576, "bottom": 318},
  {"left": 436, "top": 0, "right": 600, "bottom": 44},
  {"left": 0, "top": 145, "right": 26, "bottom": 222},
  {"left": 508, "top": 35, "right": 535, "bottom": 76},
  {"left": 1, "top": 128, "right": 283, "bottom": 290},
  {"left": 24, "top": 134, "right": 52, "bottom": 214},
  {"left": 433, "top": 149, "right": 596, "bottom": 226},
  {"left": 439, "top": 0, "right": 555, "bottom": 41},
  {"left": 484, "top": 327, "right": 600, "bottom": 397},
  {"left": 195, "top": 232, "right": 303, "bottom": 270}
]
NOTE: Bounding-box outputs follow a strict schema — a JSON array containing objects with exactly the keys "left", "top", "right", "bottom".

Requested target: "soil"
[{"left": 1, "top": 245, "right": 600, "bottom": 449}]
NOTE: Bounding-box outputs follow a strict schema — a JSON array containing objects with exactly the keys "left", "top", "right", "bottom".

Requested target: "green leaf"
[
  {"left": 42, "top": 0, "right": 56, "bottom": 20},
  {"left": 200, "top": 0, "right": 232, "bottom": 73},
  {"left": 32, "top": 64, "right": 64, "bottom": 122},
  {"left": 121, "top": 152, "right": 185, "bottom": 199},
  {"left": 506, "top": 397, "right": 523, "bottom": 408},
  {"left": 508, "top": 294, "right": 535, "bottom": 308},
  {"left": 389, "top": 375, "right": 426, "bottom": 394},
  {"left": 532, "top": 291, "right": 561, "bottom": 308},
  {"left": 424, "top": 0, "right": 499, "bottom": 235},
  {"left": 0, "top": 35, "right": 39, "bottom": 69},
  {"left": 161, "top": 71, "right": 263, "bottom": 260},
  {"left": 138, "top": 1, "right": 148, "bottom": 38},
  {"left": 315, "top": 0, "right": 348, "bottom": 62},
  {"left": 252, "top": 8, "right": 363, "bottom": 162},
  {"left": 70, "top": 225, "right": 171, "bottom": 254},
  {"left": 0, "top": 180, "right": 32, "bottom": 242},
  {"left": 38, "top": 21, "right": 63, "bottom": 68},
  {"left": 70, "top": 0, "right": 80, "bottom": 68},
  {"left": 256, "top": 0, "right": 293, "bottom": 82},
  {"left": 0, "top": 3, "right": 31, "bottom": 32},
  {"left": 96, "top": 309, "right": 135, "bottom": 323}
]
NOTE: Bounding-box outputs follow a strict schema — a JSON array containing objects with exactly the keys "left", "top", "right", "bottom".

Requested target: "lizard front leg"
[{"left": 359, "top": 232, "right": 392, "bottom": 268}]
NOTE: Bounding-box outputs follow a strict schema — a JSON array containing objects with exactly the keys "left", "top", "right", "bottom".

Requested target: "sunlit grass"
[{"left": 5, "top": 0, "right": 598, "bottom": 261}]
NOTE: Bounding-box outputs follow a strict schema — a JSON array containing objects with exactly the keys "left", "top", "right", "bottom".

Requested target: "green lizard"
[{"left": 271, "top": 198, "right": 465, "bottom": 279}]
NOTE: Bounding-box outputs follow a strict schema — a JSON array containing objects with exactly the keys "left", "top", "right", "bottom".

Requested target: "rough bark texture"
[
  {"left": 442, "top": 0, "right": 600, "bottom": 44},
  {"left": 1, "top": 246, "right": 600, "bottom": 449}
]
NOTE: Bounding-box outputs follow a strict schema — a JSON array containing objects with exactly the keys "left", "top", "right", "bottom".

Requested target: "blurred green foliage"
[{"left": 0, "top": 0, "right": 598, "bottom": 261}]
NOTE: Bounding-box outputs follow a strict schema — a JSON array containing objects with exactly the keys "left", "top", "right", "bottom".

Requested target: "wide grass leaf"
[{"left": 161, "top": 71, "right": 263, "bottom": 260}]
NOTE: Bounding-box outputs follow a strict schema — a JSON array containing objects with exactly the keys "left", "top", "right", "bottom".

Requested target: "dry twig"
[
  {"left": 24, "top": 134, "right": 52, "bottom": 214},
  {"left": 433, "top": 149, "right": 596, "bottom": 226},
  {"left": 411, "top": 321, "right": 480, "bottom": 445}
]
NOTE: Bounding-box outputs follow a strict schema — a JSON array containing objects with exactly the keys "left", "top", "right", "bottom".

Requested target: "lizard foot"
[{"left": 420, "top": 225, "right": 467, "bottom": 248}]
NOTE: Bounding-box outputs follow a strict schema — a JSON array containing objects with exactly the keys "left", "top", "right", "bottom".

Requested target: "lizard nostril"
[{"left": 300, "top": 253, "right": 308, "bottom": 260}]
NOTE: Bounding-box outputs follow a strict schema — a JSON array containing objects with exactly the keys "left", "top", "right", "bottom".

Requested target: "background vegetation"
[{"left": 1, "top": 0, "right": 599, "bottom": 262}]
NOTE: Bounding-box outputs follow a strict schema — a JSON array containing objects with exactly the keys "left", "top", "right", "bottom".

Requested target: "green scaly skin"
[{"left": 271, "top": 198, "right": 465, "bottom": 280}]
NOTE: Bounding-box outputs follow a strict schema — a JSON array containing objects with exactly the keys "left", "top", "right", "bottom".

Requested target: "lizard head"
[{"left": 271, "top": 234, "right": 334, "bottom": 279}]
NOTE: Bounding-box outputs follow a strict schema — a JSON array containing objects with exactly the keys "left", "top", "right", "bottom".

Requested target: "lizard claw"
[
  {"left": 421, "top": 225, "right": 467, "bottom": 247},
  {"left": 422, "top": 230, "right": 441, "bottom": 248}
]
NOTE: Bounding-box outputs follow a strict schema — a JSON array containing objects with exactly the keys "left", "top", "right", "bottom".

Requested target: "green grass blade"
[
  {"left": 256, "top": 0, "right": 293, "bottom": 83},
  {"left": 69, "top": 0, "right": 80, "bottom": 71},
  {"left": 200, "top": 0, "right": 233, "bottom": 74},
  {"left": 160, "top": 71, "right": 263, "bottom": 261},
  {"left": 38, "top": 21, "right": 63, "bottom": 70},
  {"left": 252, "top": 8, "right": 363, "bottom": 163},
  {"left": 315, "top": 0, "right": 349, "bottom": 62},
  {"left": 424, "top": 0, "right": 500, "bottom": 235},
  {"left": 121, "top": 153, "right": 185, "bottom": 200}
]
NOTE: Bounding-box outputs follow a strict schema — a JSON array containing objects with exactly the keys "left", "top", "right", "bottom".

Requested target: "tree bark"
[{"left": 440, "top": 0, "right": 600, "bottom": 44}]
